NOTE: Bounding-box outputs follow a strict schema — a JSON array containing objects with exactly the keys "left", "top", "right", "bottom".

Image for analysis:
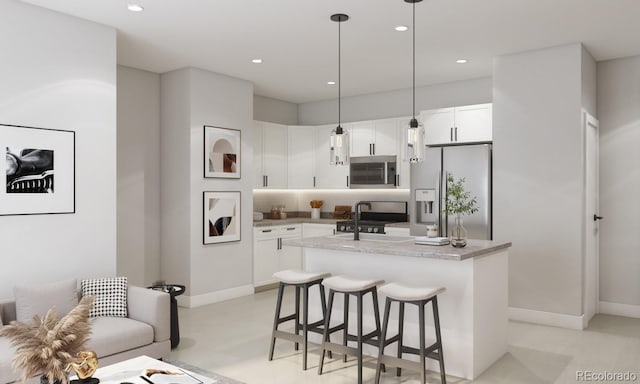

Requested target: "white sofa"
[{"left": 0, "top": 286, "right": 171, "bottom": 384}]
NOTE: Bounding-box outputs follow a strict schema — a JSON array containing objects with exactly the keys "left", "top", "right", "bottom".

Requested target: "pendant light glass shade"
[
  {"left": 330, "top": 13, "right": 349, "bottom": 166},
  {"left": 404, "top": 117, "right": 425, "bottom": 163},
  {"left": 330, "top": 125, "right": 350, "bottom": 165},
  {"left": 403, "top": 0, "right": 425, "bottom": 163}
]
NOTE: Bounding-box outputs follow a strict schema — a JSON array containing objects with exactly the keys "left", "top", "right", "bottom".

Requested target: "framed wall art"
[
  {"left": 203, "top": 125, "right": 240, "bottom": 178},
  {"left": 1, "top": 124, "right": 75, "bottom": 216},
  {"left": 203, "top": 191, "right": 241, "bottom": 244}
]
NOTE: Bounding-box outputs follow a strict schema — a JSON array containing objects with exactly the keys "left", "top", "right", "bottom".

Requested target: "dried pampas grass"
[{"left": 0, "top": 295, "right": 95, "bottom": 384}]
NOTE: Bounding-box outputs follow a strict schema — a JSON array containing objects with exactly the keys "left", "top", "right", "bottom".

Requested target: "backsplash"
[{"left": 253, "top": 189, "right": 410, "bottom": 216}]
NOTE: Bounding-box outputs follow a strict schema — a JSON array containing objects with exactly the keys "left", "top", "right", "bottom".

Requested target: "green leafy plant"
[{"left": 443, "top": 174, "right": 478, "bottom": 218}]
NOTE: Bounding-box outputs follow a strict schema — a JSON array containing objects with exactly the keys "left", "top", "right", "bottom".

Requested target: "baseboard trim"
[
  {"left": 509, "top": 306, "right": 585, "bottom": 330},
  {"left": 176, "top": 284, "right": 254, "bottom": 308},
  {"left": 599, "top": 301, "right": 640, "bottom": 319}
]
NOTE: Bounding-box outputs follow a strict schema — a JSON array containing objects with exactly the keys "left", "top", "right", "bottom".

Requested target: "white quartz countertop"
[{"left": 283, "top": 234, "right": 511, "bottom": 261}]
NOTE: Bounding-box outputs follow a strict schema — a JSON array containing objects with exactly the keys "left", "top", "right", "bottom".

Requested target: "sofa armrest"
[{"left": 127, "top": 286, "right": 170, "bottom": 342}]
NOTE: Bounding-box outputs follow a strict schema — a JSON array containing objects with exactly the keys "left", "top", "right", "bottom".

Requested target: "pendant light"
[
  {"left": 330, "top": 13, "right": 350, "bottom": 166},
  {"left": 404, "top": 0, "right": 425, "bottom": 163}
]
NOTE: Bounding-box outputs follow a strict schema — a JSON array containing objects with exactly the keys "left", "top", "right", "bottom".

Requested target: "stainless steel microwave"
[{"left": 349, "top": 156, "right": 398, "bottom": 189}]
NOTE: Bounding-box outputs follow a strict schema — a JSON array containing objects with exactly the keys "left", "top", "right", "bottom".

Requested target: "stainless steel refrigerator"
[{"left": 410, "top": 143, "right": 492, "bottom": 239}]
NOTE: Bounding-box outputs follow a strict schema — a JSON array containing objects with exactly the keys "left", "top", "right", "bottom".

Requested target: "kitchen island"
[{"left": 283, "top": 234, "right": 511, "bottom": 380}]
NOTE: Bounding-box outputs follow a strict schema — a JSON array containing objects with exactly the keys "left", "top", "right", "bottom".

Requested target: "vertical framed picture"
[
  {"left": 203, "top": 126, "right": 240, "bottom": 178},
  {"left": 203, "top": 191, "right": 241, "bottom": 244},
  {"left": 1, "top": 124, "right": 75, "bottom": 216}
]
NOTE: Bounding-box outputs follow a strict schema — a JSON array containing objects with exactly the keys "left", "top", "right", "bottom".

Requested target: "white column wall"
[{"left": 0, "top": 1, "right": 117, "bottom": 298}]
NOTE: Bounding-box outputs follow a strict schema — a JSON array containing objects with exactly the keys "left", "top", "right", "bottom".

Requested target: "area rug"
[{"left": 164, "top": 359, "right": 245, "bottom": 384}]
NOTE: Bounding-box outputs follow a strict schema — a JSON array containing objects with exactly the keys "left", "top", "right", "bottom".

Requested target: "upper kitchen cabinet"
[
  {"left": 421, "top": 103, "right": 492, "bottom": 145},
  {"left": 254, "top": 121, "right": 288, "bottom": 189},
  {"left": 314, "top": 124, "right": 350, "bottom": 189},
  {"left": 348, "top": 119, "right": 398, "bottom": 156},
  {"left": 287, "top": 125, "right": 315, "bottom": 189}
]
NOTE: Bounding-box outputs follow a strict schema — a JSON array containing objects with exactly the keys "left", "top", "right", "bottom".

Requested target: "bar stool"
[
  {"left": 375, "top": 282, "right": 447, "bottom": 384},
  {"left": 269, "top": 269, "right": 331, "bottom": 370},
  {"left": 318, "top": 275, "right": 385, "bottom": 384}
]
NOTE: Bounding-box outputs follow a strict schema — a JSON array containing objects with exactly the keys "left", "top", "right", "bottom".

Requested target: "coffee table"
[{"left": 86, "top": 356, "right": 217, "bottom": 384}]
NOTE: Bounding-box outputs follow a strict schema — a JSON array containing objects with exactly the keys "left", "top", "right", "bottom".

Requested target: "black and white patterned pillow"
[{"left": 81, "top": 277, "right": 128, "bottom": 318}]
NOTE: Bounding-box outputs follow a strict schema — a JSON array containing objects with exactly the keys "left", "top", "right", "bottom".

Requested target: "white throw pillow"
[
  {"left": 81, "top": 277, "right": 128, "bottom": 318},
  {"left": 14, "top": 278, "right": 79, "bottom": 322}
]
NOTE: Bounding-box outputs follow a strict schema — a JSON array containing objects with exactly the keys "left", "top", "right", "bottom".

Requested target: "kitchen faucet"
[{"left": 354, "top": 201, "right": 372, "bottom": 241}]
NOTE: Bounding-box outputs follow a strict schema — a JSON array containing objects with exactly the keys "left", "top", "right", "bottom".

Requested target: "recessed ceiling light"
[
  {"left": 327, "top": 81, "right": 336, "bottom": 85},
  {"left": 395, "top": 25, "right": 409, "bottom": 32},
  {"left": 456, "top": 59, "right": 468, "bottom": 64},
  {"left": 252, "top": 58, "right": 263, "bottom": 64},
  {"left": 127, "top": 4, "right": 144, "bottom": 12}
]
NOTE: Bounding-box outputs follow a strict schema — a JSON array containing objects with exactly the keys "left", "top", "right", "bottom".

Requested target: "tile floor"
[{"left": 169, "top": 288, "right": 640, "bottom": 383}]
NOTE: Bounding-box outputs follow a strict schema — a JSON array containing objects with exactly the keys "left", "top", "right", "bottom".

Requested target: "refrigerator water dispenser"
[{"left": 415, "top": 188, "right": 438, "bottom": 225}]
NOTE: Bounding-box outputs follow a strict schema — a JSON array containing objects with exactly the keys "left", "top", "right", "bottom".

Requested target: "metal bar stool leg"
[
  {"left": 375, "top": 297, "right": 392, "bottom": 384},
  {"left": 356, "top": 291, "right": 364, "bottom": 384},
  {"left": 396, "top": 301, "right": 405, "bottom": 377},
  {"left": 269, "top": 282, "right": 285, "bottom": 361},
  {"left": 318, "top": 283, "right": 332, "bottom": 359},
  {"left": 371, "top": 287, "right": 385, "bottom": 373},
  {"left": 343, "top": 292, "right": 350, "bottom": 363},
  {"left": 302, "top": 283, "right": 310, "bottom": 370},
  {"left": 433, "top": 296, "right": 446, "bottom": 384},
  {"left": 318, "top": 289, "right": 335, "bottom": 375},
  {"left": 419, "top": 301, "right": 427, "bottom": 384},
  {"left": 294, "top": 285, "right": 300, "bottom": 351}
]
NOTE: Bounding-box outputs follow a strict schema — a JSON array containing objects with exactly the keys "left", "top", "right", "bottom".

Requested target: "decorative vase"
[
  {"left": 311, "top": 208, "right": 321, "bottom": 219},
  {"left": 450, "top": 217, "right": 468, "bottom": 248}
]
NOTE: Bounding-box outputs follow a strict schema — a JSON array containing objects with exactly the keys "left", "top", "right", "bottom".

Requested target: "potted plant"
[
  {"left": 0, "top": 296, "right": 95, "bottom": 384},
  {"left": 443, "top": 174, "right": 478, "bottom": 247}
]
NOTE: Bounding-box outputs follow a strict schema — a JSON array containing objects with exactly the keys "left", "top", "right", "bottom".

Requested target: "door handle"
[
  {"left": 313, "top": 176, "right": 316, "bottom": 188},
  {"left": 346, "top": 175, "right": 349, "bottom": 187},
  {"left": 265, "top": 175, "right": 268, "bottom": 187},
  {"left": 450, "top": 127, "right": 454, "bottom": 142},
  {"left": 593, "top": 214, "right": 603, "bottom": 221},
  {"left": 455, "top": 127, "right": 458, "bottom": 141},
  {"left": 372, "top": 143, "right": 376, "bottom": 155},
  {"left": 369, "top": 143, "right": 373, "bottom": 155}
]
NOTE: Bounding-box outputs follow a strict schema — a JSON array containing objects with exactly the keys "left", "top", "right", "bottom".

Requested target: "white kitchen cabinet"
[
  {"left": 349, "top": 119, "right": 398, "bottom": 157},
  {"left": 396, "top": 116, "right": 412, "bottom": 189},
  {"left": 254, "top": 121, "right": 288, "bottom": 189},
  {"left": 314, "top": 124, "right": 350, "bottom": 189},
  {"left": 384, "top": 227, "right": 410, "bottom": 237},
  {"left": 302, "top": 223, "right": 336, "bottom": 238},
  {"left": 422, "top": 103, "right": 492, "bottom": 145},
  {"left": 253, "top": 225, "right": 303, "bottom": 288},
  {"left": 288, "top": 125, "right": 315, "bottom": 188}
]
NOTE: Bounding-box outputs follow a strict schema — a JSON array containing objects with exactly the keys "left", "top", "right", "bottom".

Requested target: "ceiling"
[{"left": 21, "top": 0, "right": 640, "bottom": 104}]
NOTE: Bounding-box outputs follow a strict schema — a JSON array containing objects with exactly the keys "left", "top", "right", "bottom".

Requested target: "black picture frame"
[{"left": 1, "top": 123, "right": 75, "bottom": 216}]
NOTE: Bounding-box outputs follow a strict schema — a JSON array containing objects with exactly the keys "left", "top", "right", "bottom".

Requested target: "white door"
[
  {"left": 349, "top": 121, "right": 375, "bottom": 156},
  {"left": 288, "top": 125, "right": 315, "bottom": 188},
  {"left": 584, "top": 112, "right": 600, "bottom": 327},
  {"left": 262, "top": 122, "right": 288, "bottom": 188},
  {"left": 373, "top": 118, "right": 399, "bottom": 156},
  {"left": 314, "top": 124, "right": 349, "bottom": 189},
  {"left": 422, "top": 108, "right": 454, "bottom": 145},
  {"left": 253, "top": 121, "right": 264, "bottom": 188},
  {"left": 454, "top": 103, "right": 492, "bottom": 143}
]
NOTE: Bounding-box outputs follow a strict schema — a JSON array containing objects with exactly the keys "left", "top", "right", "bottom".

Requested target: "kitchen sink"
[{"left": 332, "top": 233, "right": 413, "bottom": 243}]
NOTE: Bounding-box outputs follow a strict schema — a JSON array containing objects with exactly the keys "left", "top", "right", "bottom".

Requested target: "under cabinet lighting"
[{"left": 127, "top": 4, "right": 144, "bottom": 12}]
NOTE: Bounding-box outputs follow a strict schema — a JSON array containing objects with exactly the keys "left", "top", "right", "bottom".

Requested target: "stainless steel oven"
[{"left": 349, "top": 155, "right": 397, "bottom": 189}]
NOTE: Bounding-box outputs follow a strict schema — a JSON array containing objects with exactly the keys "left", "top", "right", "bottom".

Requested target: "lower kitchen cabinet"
[
  {"left": 253, "top": 224, "right": 302, "bottom": 288},
  {"left": 384, "top": 227, "right": 410, "bottom": 236}
]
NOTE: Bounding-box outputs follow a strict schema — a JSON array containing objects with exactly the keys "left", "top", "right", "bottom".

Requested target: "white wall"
[
  {"left": 161, "top": 68, "right": 254, "bottom": 306},
  {"left": 253, "top": 95, "right": 298, "bottom": 125},
  {"left": 0, "top": 1, "right": 117, "bottom": 298},
  {"left": 298, "top": 77, "right": 492, "bottom": 125},
  {"left": 493, "top": 44, "right": 589, "bottom": 319},
  {"left": 597, "top": 55, "right": 640, "bottom": 311},
  {"left": 117, "top": 66, "right": 161, "bottom": 287}
]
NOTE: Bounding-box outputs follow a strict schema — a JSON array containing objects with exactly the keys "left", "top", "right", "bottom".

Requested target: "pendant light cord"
[
  {"left": 338, "top": 18, "right": 342, "bottom": 128},
  {"left": 412, "top": 1, "right": 416, "bottom": 120}
]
